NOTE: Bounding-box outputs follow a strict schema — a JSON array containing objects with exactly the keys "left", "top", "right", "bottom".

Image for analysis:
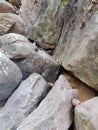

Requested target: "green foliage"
[{"left": 62, "top": 0, "right": 69, "bottom": 5}]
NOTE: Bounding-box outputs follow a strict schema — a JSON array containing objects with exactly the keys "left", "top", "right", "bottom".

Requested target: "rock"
[
  {"left": 75, "top": 97, "right": 98, "bottom": 130},
  {"left": 55, "top": 74, "right": 72, "bottom": 90},
  {"left": 8, "top": 0, "right": 21, "bottom": 8},
  {"left": 0, "top": 13, "right": 25, "bottom": 35},
  {"left": 0, "top": 33, "right": 29, "bottom": 45},
  {"left": 0, "top": 73, "right": 50, "bottom": 130},
  {"left": 20, "top": 0, "right": 65, "bottom": 49},
  {"left": 0, "top": 33, "right": 35, "bottom": 59},
  {"left": 1, "top": 42, "right": 34, "bottom": 59},
  {"left": 17, "top": 75, "right": 78, "bottom": 130},
  {"left": 72, "top": 99, "right": 80, "bottom": 106},
  {"left": 0, "top": 0, "right": 16, "bottom": 13},
  {"left": 15, "top": 49, "right": 60, "bottom": 82},
  {"left": 54, "top": 0, "right": 98, "bottom": 90},
  {"left": 0, "top": 13, "right": 14, "bottom": 35},
  {"left": 0, "top": 51, "right": 22, "bottom": 101}
]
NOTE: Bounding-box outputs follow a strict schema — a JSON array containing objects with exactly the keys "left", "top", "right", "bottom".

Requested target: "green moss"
[{"left": 62, "top": 0, "right": 69, "bottom": 5}]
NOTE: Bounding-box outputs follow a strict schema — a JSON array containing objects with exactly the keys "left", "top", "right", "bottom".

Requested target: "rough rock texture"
[
  {"left": 0, "top": 0, "right": 16, "bottom": 13},
  {"left": 0, "top": 13, "right": 25, "bottom": 35},
  {"left": 0, "top": 51, "right": 22, "bottom": 101},
  {"left": 0, "top": 73, "right": 50, "bottom": 130},
  {"left": 20, "top": 0, "right": 65, "bottom": 49},
  {"left": 55, "top": 74, "right": 72, "bottom": 90},
  {"left": 75, "top": 97, "right": 98, "bottom": 130},
  {"left": 0, "top": 33, "right": 35, "bottom": 59},
  {"left": 8, "top": 0, "right": 21, "bottom": 8},
  {"left": 17, "top": 75, "right": 78, "bottom": 130},
  {"left": 15, "top": 49, "right": 60, "bottom": 82},
  {"left": 0, "top": 33, "right": 29, "bottom": 44},
  {"left": 54, "top": 0, "right": 98, "bottom": 90}
]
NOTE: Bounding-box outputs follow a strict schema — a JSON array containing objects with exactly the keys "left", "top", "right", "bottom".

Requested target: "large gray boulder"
[
  {"left": 0, "top": 33, "right": 35, "bottom": 59},
  {"left": 0, "top": 51, "right": 22, "bottom": 101},
  {"left": 20, "top": 0, "right": 65, "bottom": 49},
  {"left": 0, "top": 73, "right": 50, "bottom": 130},
  {"left": 54, "top": 0, "right": 98, "bottom": 90},
  {"left": 0, "top": 13, "right": 25, "bottom": 35},
  {"left": 17, "top": 75, "right": 78, "bottom": 130},
  {"left": 75, "top": 97, "right": 98, "bottom": 130},
  {"left": 15, "top": 49, "right": 60, "bottom": 82}
]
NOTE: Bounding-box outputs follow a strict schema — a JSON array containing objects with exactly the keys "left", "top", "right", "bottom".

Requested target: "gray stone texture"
[
  {"left": 0, "top": 73, "right": 50, "bottom": 130},
  {"left": 20, "top": 0, "right": 65, "bottom": 49},
  {"left": 0, "top": 33, "right": 35, "bottom": 59},
  {"left": 75, "top": 97, "right": 98, "bottom": 130},
  {"left": 17, "top": 75, "right": 78, "bottom": 130},
  {"left": 54, "top": 0, "right": 98, "bottom": 90},
  {"left": 0, "top": 51, "right": 22, "bottom": 101}
]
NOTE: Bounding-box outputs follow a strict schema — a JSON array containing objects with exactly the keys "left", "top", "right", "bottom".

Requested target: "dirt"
[{"left": 63, "top": 71, "right": 98, "bottom": 102}]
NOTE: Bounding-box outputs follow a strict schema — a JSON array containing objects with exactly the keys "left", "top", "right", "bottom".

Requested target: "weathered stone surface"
[
  {"left": 20, "top": 0, "right": 65, "bottom": 49},
  {"left": 55, "top": 74, "right": 72, "bottom": 90},
  {"left": 54, "top": 0, "right": 98, "bottom": 90},
  {"left": 0, "top": 33, "right": 35, "bottom": 59},
  {"left": 0, "top": 73, "right": 50, "bottom": 130},
  {"left": 0, "top": 42, "right": 34, "bottom": 59},
  {"left": 15, "top": 49, "right": 60, "bottom": 82},
  {"left": 0, "top": 0, "right": 16, "bottom": 13},
  {"left": 17, "top": 75, "right": 78, "bottom": 130},
  {"left": 8, "top": 0, "right": 21, "bottom": 8},
  {"left": 0, "top": 13, "right": 25, "bottom": 35},
  {"left": 0, "top": 33, "right": 29, "bottom": 45},
  {"left": 0, "top": 51, "right": 22, "bottom": 101},
  {"left": 75, "top": 97, "right": 98, "bottom": 130},
  {"left": 0, "top": 13, "right": 14, "bottom": 35}
]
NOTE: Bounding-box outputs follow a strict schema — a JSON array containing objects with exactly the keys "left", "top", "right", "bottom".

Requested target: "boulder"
[
  {"left": 8, "top": 0, "right": 21, "bottom": 8},
  {"left": 0, "top": 51, "right": 22, "bottom": 101},
  {"left": 0, "top": 13, "right": 25, "bottom": 35},
  {"left": 0, "top": 73, "right": 50, "bottom": 130},
  {"left": 0, "top": 33, "right": 35, "bottom": 59},
  {"left": 75, "top": 97, "right": 98, "bottom": 130},
  {"left": 55, "top": 74, "right": 72, "bottom": 90},
  {"left": 15, "top": 49, "right": 60, "bottom": 82},
  {"left": 20, "top": 0, "right": 65, "bottom": 49},
  {"left": 54, "top": 0, "right": 98, "bottom": 90},
  {"left": 17, "top": 75, "right": 78, "bottom": 130},
  {"left": 0, "top": 0, "right": 16, "bottom": 13},
  {"left": 0, "top": 33, "right": 29, "bottom": 45}
]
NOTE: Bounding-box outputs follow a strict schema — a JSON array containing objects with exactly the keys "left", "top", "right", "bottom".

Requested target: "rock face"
[
  {"left": 0, "top": 52, "right": 22, "bottom": 101},
  {"left": 15, "top": 49, "right": 60, "bottom": 82},
  {"left": 0, "top": 13, "right": 25, "bottom": 35},
  {"left": 20, "top": 0, "right": 65, "bottom": 49},
  {"left": 54, "top": 0, "right": 98, "bottom": 90},
  {"left": 0, "top": 0, "right": 16, "bottom": 13},
  {"left": 75, "top": 97, "right": 98, "bottom": 130},
  {"left": 0, "top": 33, "right": 34, "bottom": 59},
  {"left": 0, "top": 73, "right": 50, "bottom": 130},
  {"left": 17, "top": 75, "right": 78, "bottom": 130}
]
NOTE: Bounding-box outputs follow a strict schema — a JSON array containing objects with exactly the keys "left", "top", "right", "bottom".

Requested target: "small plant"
[{"left": 62, "top": 0, "right": 69, "bottom": 5}]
